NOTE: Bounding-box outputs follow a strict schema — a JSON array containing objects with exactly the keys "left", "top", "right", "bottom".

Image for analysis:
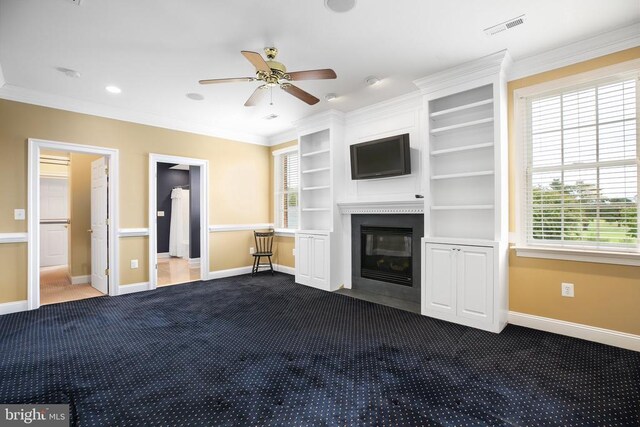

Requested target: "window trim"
[
  {"left": 272, "top": 146, "right": 299, "bottom": 232},
  {"left": 513, "top": 59, "right": 640, "bottom": 265}
]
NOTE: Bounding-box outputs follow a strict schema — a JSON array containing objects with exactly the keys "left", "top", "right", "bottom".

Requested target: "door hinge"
[
  {"left": 105, "top": 218, "right": 110, "bottom": 226},
  {"left": 105, "top": 268, "right": 110, "bottom": 276},
  {"left": 105, "top": 167, "right": 109, "bottom": 175},
  {"left": 155, "top": 264, "right": 158, "bottom": 270}
]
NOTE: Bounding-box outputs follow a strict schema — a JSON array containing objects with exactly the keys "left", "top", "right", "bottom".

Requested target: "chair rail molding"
[
  {"left": 118, "top": 228, "right": 149, "bottom": 237},
  {"left": 0, "top": 233, "right": 28, "bottom": 243},
  {"left": 209, "top": 223, "right": 274, "bottom": 232}
]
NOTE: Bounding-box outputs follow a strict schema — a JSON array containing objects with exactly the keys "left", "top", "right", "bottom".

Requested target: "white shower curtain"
[{"left": 169, "top": 188, "right": 190, "bottom": 259}]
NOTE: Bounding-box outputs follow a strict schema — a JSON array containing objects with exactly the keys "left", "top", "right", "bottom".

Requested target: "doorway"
[
  {"left": 28, "top": 139, "right": 120, "bottom": 310},
  {"left": 38, "top": 151, "right": 109, "bottom": 305},
  {"left": 149, "top": 155, "right": 209, "bottom": 289}
]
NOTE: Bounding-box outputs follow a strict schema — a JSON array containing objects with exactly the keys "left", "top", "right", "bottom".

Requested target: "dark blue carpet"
[{"left": 0, "top": 273, "right": 638, "bottom": 426}]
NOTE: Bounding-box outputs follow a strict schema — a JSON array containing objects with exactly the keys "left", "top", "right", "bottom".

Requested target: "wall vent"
[{"left": 484, "top": 15, "right": 526, "bottom": 36}]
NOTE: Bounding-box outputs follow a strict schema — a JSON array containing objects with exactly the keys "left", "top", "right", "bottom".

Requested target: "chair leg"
[
  {"left": 251, "top": 256, "right": 257, "bottom": 276},
  {"left": 268, "top": 256, "right": 274, "bottom": 275}
]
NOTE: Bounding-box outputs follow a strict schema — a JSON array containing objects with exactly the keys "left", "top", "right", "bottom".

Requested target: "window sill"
[
  {"left": 274, "top": 228, "right": 296, "bottom": 237},
  {"left": 512, "top": 245, "right": 640, "bottom": 267}
]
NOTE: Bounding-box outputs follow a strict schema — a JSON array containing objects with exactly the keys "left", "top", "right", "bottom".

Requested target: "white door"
[
  {"left": 310, "top": 234, "right": 329, "bottom": 289},
  {"left": 295, "top": 234, "right": 312, "bottom": 285},
  {"left": 40, "top": 178, "right": 69, "bottom": 267},
  {"left": 456, "top": 245, "right": 494, "bottom": 324},
  {"left": 424, "top": 243, "right": 456, "bottom": 314},
  {"left": 91, "top": 157, "right": 109, "bottom": 294}
]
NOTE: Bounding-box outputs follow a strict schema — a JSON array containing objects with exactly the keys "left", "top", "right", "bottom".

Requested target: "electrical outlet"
[
  {"left": 130, "top": 259, "right": 139, "bottom": 269},
  {"left": 249, "top": 247, "right": 255, "bottom": 254},
  {"left": 561, "top": 282, "right": 574, "bottom": 297},
  {"left": 14, "top": 209, "right": 25, "bottom": 220}
]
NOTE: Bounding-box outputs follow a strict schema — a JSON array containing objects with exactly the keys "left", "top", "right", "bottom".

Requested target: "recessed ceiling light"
[
  {"left": 325, "top": 0, "right": 356, "bottom": 13},
  {"left": 56, "top": 67, "right": 80, "bottom": 78},
  {"left": 186, "top": 93, "right": 204, "bottom": 101},
  {"left": 365, "top": 75, "right": 381, "bottom": 86},
  {"left": 105, "top": 85, "right": 121, "bottom": 94},
  {"left": 325, "top": 93, "right": 338, "bottom": 101}
]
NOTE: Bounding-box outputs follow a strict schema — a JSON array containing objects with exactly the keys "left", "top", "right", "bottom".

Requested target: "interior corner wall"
[
  {"left": 0, "top": 98, "right": 271, "bottom": 302},
  {"left": 69, "top": 152, "right": 101, "bottom": 278},
  {"left": 269, "top": 140, "right": 298, "bottom": 268},
  {"left": 507, "top": 47, "right": 640, "bottom": 335}
]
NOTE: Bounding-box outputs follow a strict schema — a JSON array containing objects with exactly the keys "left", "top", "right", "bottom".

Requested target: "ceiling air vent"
[
  {"left": 264, "top": 113, "right": 279, "bottom": 120},
  {"left": 484, "top": 14, "right": 526, "bottom": 36},
  {"left": 67, "top": 0, "right": 82, "bottom": 5}
]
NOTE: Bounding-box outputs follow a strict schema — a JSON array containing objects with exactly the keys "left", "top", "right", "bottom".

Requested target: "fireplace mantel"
[{"left": 337, "top": 199, "right": 424, "bottom": 215}]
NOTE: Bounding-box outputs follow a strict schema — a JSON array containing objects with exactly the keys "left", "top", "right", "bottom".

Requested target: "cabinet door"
[
  {"left": 295, "top": 234, "right": 312, "bottom": 285},
  {"left": 456, "top": 246, "right": 494, "bottom": 323},
  {"left": 310, "top": 234, "right": 329, "bottom": 289},
  {"left": 424, "top": 243, "right": 456, "bottom": 314}
]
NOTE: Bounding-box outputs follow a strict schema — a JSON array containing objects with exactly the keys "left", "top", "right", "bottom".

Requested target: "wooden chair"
[{"left": 252, "top": 230, "right": 275, "bottom": 276}]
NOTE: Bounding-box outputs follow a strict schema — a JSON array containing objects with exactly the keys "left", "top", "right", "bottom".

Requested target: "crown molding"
[
  {"left": 508, "top": 23, "right": 640, "bottom": 81},
  {"left": 293, "top": 109, "right": 346, "bottom": 134},
  {"left": 414, "top": 50, "right": 511, "bottom": 94},
  {"left": 0, "top": 84, "right": 268, "bottom": 146},
  {"left": 266, "top": 128, "right": 298, "bottom": 146}
]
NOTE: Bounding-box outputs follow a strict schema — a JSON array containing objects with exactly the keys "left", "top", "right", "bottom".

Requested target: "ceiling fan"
[{"left": 199, "top": 47, "right": 337, "bottom": 106}]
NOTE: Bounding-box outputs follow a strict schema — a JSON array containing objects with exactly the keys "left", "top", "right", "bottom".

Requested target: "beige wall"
[
  {"left": 507, "top": 47, "right": 640, "bottom": 335},
  {"left": 0, "top": 99, "right": 271, "bottom": 299},
  {"left": 269, "top": 140, "right": 298, "bottom": 269},
  {"left": 69, "top": 153, "right": 101, "bottom": 277}
]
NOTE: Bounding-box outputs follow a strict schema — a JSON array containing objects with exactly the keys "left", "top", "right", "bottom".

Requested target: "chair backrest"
[{"left": 254, "top": 230, "right": 274, "bottom": 253}]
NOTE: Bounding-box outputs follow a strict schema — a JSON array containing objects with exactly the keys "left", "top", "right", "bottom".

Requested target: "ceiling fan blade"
[
  {"left": 244, "top": 85, "right": 268, "bottom": 107},
  {"left": 287, "top": 69, "right": 337, "bottom": 81},
  {"left": 199, "top": 77, "right": 255, "bottom": 85},
  {"left": 241, "top": 51, "right": 271, "bottom": 73},
  {"left": 281, "top": 84, "right": 320, "bottom": 105}
]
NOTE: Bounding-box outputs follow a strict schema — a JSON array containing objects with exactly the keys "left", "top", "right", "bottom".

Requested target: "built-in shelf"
[
  {"left": 431, "top": 117, "right": 494, "bottom": 134},
  {"left": 431, "top": 142, "right": 494, "bottom": 156},
  {"left": 302, "top": 167, "right": 330, "bottom": 174},
  {"left": 301, "top": 148, "right": 330, "bottom": 157},
  {"left": 430, "top": 98, "right": 493, "bottom": 118},
  {"left": 431, "top": 170, "right": 494, "bottom": 180},
  {"left": 302, "top": 207, "right": 331, "bottom": 212},
  {"left": 302, "top": 186, "right": 330, "bottom": 191},
  {"left": 431, "top": 204, "right": 494, "bottom": 211}
]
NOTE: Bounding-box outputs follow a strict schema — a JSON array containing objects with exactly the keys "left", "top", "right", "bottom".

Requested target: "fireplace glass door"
[{"left": 361, "top": 226, "right": 413, "bottom": 286}]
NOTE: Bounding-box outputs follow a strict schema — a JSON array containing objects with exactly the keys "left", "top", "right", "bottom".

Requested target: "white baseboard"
[
  {"left": 157, "top": 253, "right": 170, "bottom": 259},
  {"left": 118, "top": 282, "right": 150, "bottom": 295},
  {"left": 274, "top": 264, "right": 295, "bottom": 275},
  {"left": 208, "top": 266, "right": 253, "bottom": 280},
  {"left": 71, "top": 275, "right": 90, "bottom": 285},
  {"left": 508, "top": 311, "right": 640, "bottom": 352},
  {"left": 0, "top": 300, "right": 28, "bottom": 316}
]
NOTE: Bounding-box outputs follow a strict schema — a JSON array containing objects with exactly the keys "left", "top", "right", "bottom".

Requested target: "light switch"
[
  {"left": 14, "top": 209, "right": 25, "bottom": 220},
  {"left": 157, "top": 211, "right": 165, "bottom": 217},
  {"left": 130, "top": 259, "right": 139, "bottom": 269}
]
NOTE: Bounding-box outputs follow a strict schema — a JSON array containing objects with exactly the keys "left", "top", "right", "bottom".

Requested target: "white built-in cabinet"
[
  {"left": 424, "top": 242, "right": 494, "bottom": 328},
  {"left": 295, "top": 232, "right": 329, "bottom": 289},
  {"left": 294, "top": 112, "right": 345, "bottom": 292},
  {"left": 415, "top": 50, "right": 510, "bottom": 333}
]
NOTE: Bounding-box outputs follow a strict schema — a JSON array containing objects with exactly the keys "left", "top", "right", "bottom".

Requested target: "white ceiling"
[{"left": 0, "top": 0, "right": 638, "bottom": 141}]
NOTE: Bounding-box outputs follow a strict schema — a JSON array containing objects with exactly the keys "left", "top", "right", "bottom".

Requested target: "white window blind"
[
  {"left": 523, "top": 74, "right": 638, "bottom": 252},
  {"left": 275, "top": 150, "right": 299, "bottom": 229}
]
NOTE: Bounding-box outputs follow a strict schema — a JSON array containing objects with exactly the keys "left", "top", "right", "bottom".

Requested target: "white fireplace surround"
[{"left": 337, "top": 199, "right": 424, "bottom": 215}]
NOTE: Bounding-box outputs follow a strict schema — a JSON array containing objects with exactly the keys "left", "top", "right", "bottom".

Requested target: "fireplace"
[
  {"left": 352, "top": 214, "right": 423, "bottom": 302},
  {"left": 361, "top": 226, "right": 413, "bottom": 286}
]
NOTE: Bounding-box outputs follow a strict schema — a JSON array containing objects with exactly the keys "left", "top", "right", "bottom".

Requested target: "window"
[
  {"left": 521, "top": 73, "right": 638, "bottom": 253},
  {"left": 274, "top": 148, "right": 299, "bottom": 230}
]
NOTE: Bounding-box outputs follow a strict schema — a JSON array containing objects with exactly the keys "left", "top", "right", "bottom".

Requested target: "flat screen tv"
[{"left": 350, "top": 134, "right": 411, "bottom": 180}]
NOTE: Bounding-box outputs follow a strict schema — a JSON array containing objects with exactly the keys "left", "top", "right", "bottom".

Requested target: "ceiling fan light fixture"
[
  {"left": 365, "top": 75, "right": 381, "bottom": 86},
  {"left": 325, "top": 0, "right": 356, "bottom": 13}
]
